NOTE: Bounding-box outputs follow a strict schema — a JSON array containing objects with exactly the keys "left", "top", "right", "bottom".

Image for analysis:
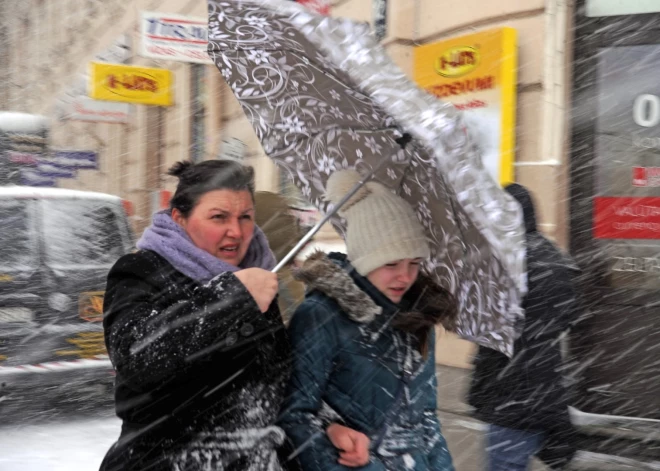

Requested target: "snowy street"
[
  {"left": 0, "top": 411, "right": 120, "bottom": 471},
  {"left": 0, "top": 408, "right": 548, "bottom": 471}
]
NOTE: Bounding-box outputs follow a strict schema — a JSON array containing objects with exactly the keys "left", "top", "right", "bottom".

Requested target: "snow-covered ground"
[
  {"left": 0, "top": 413, "right": 120, "bottom": 471},
  {"left": 0, "top": 409, "right": 532, "bottom": 471}
]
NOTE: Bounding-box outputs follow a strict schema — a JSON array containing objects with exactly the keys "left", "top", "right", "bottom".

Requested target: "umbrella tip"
[{"left": 395, "top": 133, "right": 412, "bottom": 149}]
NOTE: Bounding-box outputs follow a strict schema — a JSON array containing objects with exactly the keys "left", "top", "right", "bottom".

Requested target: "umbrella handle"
[{"left": 272, "top": 157, "right": 390, "bottom": 273}]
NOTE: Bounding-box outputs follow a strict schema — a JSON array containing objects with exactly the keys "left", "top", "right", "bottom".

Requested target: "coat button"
[
  {"left": 226, "top": 332, "right": 238, "bottom": 346},
  {"left": 240, "top": 323, "right": 254, "bottom": 337}
]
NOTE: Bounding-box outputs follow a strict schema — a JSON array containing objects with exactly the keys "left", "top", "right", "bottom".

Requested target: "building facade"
[{"left": 0, "top": 0, "right": 575, "bottom": 367}]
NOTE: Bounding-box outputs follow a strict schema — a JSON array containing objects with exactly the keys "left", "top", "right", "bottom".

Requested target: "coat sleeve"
[
  {"left": 422, "top": 330, "right": 455, "bottom": 471},
  {"left": 526, "top": 261, "right": 579, "bottom": 343},
  {"left": 277, "top": 300, "right": 386, "bottom": 471},
  {"left": 103, "top": 252, "right": 263, "bottom": 390}
]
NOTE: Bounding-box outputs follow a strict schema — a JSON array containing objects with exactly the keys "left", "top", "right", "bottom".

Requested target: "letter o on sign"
[{"left": 633, "top": 94, "right": 660, "bottom": 128}]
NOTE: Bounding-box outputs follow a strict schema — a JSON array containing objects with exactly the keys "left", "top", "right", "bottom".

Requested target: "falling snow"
[{"left": 1, "top": 0, "right": 659, "bottom": 469}]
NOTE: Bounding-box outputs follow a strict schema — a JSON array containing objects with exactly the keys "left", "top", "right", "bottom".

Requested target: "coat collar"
[
  {"left": 294, "top": 252, "right": 456, "bottom": 331},
  {"left": 294, "top": 251, "right": 383, "bottom": 324}
]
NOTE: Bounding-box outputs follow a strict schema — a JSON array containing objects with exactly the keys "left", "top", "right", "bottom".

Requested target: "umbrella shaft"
[{"left": 272, "top": 158, "right": 389, "bottom": 273}]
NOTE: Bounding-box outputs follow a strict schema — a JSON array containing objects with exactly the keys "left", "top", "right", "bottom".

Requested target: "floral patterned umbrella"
[{"left": 207, "top": 0, "right": 526, "bottom": 356}]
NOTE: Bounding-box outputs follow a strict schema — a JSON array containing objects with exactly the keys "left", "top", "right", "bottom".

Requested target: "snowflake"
[
  {"left": 246, "top": 16, "right": 268, "bottom": 29},
  {"left": 246, "top": 49, "right": 271, "bottom": 65},
  {"left": 318, "top": 154, "right": 337, "bottom": 175},
  {"left": 458, "top": 211, "right": 469, "bottom": 229},
  {"left": 221, "top": 68, "right": 232, "bottom": 81},
  {"left": 348, "top": 129, "right": 360, "bottom": 141},
  {"left": 445, "top": 208, "right": 457, "bottom": 225},
  {"left": 364, "top": 136, "right": 382, "bottom": 154},
  {"left": 386, "top": 168, "right": 397, "bottom": 180},
  {"left": 329, "top": 106, "right": 343, "bottom": 119},
  {"left": 498, "top": 291, "right": 507, "bottom": 312},
  {"left": 329, "top": 89, "right": 341, "bottom": 101},
  {"left": 275, "top": 116, "right": 306, "bottom": 134}
]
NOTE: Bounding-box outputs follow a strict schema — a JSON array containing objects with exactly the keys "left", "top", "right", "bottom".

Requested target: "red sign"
[
  {"left": 296, "top": 0, "right": 330, "bottom": 15},
  {"left": 594, "top": 197, "right": 660, "bottom": 239},
  {"left": 7, "top": 151, "right": 39, "bottom": 166},
  {"left": 632, "top": 166, "right": 660, "bottom": 187}
]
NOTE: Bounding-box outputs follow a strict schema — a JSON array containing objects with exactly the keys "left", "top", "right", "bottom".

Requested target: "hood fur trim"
[
  {"left": 294, "top": 252, "right": 458, "bottom": 333},
  {"left": 294, "top": 251, "right": 382, "bottom": 323}
]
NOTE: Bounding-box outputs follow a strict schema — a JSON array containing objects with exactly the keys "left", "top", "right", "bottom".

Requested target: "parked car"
[{"left": 0, "top": 186, "right": 134, "bottom": 415}]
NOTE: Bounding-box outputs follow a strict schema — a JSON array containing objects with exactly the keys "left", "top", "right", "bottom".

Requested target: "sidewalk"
[{"left": 435, "top": 365, "right": 546, "bottom": 471}]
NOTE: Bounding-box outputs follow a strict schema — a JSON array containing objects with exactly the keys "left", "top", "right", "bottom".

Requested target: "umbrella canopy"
[{"left": 207, "top": 0, "right": 526, "bottom": 356}]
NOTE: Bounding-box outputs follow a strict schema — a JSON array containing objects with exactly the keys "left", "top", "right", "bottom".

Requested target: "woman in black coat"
[{"left": 100, "top": 160, "right": 292, "bottom": 471}]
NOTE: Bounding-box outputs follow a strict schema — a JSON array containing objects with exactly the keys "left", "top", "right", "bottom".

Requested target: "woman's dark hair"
[
  {"left": 392, "top": 269, "right": 459, "bottom": 359},
  {"left": 167, "top": 160, "right": 255, "bottom": 217}
]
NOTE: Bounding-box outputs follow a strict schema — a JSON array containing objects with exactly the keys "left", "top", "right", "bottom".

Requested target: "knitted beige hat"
[{"left": 325, "top": 169, "right": 430, "bottom": 276}]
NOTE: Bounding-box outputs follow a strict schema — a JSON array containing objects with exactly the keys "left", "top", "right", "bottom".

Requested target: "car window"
[
  {"left": 0, "top": 199, "right": 36, "bottom": 270},
  {"left": 42, "top": 199, "right": 126, "bottom": 267}
]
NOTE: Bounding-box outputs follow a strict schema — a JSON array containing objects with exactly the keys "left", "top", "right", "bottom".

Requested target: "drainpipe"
[
  {"left": 412, "top": 0, "right": 421, "bottom": 45},
  {"left": 537, "top": 0, "right": 569, "bottom": 242}
]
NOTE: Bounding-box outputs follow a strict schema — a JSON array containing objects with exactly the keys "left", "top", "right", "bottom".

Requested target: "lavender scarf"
[{"left": 137, "top": 210, "right": 277, "bottom": 283}]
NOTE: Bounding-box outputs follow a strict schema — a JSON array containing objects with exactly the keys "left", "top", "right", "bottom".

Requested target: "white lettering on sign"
[
  {"left": 140, "top": 12, "right": 212, "bottom": 64},
  {"left": 613, "top": 256, "right": 660, "bottom": 273},
  {"left": 614, "top": 205, "right": 660, "bottom": 217},
  {"left": 613, "top": 221, "right": 660, "bottom": 232},
  {"left": 633, "top": 94, "right": 660, "bottom": 127}
]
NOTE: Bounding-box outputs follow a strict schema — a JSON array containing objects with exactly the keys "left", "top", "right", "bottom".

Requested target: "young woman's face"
[
  {"left": 367, "top": 258, "right": 421, "bottom": 304},
  {"left": 173, "top": 189, "right": 255, "bottom": 267}
]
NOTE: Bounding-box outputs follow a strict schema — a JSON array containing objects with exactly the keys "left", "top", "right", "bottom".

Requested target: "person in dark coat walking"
[
  {"left": 279, "top": 169, "right": 457, "bottom": 471},
  {"left": 468, "top": 183, "right": 581, "bottom": 471},
  {"left": 100, "top": 160, "right": 292, "bottom": 471}
]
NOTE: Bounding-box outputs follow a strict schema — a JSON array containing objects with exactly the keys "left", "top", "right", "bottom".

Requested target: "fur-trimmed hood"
[{"left": 294, "top": 252, "right": 457, "bottom": 331}]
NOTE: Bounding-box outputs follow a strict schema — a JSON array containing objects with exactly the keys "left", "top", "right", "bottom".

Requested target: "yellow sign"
[
  {"left": 435, "top": 46, "right": 480, "bottom": 78},
  {"left": 56, "top": 332, "right": 107, "bottom": 359},
  {"left": 415, "top": 27, "right": 518, "bottom": 185},
  {"left": 89, "top": 62, "right": 173, "bottom": 106},
  {"left": 79, "top": 291, "right": 105, "bottom": 322}
]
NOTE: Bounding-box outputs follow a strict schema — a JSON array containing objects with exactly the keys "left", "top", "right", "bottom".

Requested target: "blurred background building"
[
  {"left": 3, "top": 4, "right": 660, "bottom": 468},
  {"left": 0, "top": 0, "right": 573, "bottom": 369}
]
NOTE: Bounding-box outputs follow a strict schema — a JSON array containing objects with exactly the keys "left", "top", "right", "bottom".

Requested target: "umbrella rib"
[
  {"left": 286, "top": 49, "right": 372, "bottom": 100},
  {"left": 269, "top": 126, "right": 401, "bottom": 156}
]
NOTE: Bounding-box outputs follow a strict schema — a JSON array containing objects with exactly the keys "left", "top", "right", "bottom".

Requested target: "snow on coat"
[
  {"left": 278, "top": 252, "right": 455, "bottom": 471},
  {"left": 100, "top": 250, "right": 292, "bottom": 471},
  {"left": 468, "top": 184, "right": 581, "bottom": 468}
]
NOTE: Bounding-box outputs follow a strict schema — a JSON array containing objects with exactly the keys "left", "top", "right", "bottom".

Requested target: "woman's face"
[
  {"left": 367, "top": 258, "right": 421, "bottom": 304},
  {"left": 173, "top": 189, "right": 255, "bottom": 267}
]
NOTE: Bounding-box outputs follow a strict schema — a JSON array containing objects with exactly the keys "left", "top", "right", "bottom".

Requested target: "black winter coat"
[
  {"left": 468, "top": 184, "right": 581, "bottom": 468},
  {"left": 100, "top": 250, "right": 292, "bottom": 471}
]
